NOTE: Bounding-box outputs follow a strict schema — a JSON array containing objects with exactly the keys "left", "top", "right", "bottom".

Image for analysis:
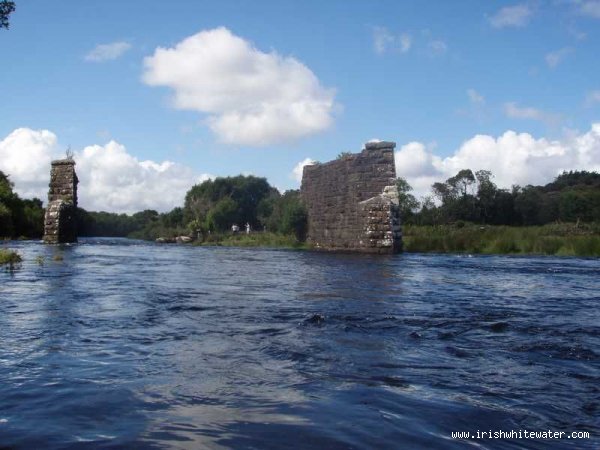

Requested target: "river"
[{"left": 0, "top": 238, "right": 598, "bottom": 449}]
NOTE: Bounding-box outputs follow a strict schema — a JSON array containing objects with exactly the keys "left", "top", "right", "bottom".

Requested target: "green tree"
[
  {"left": 447, "top": 169, "right": 476, "bottom": 198},
  {"left": 0, "top": 202, "right": 13, "bottom": 237},
  {"left": 0, "top": 1, "right": 15, "bottom": 29},
  {"left": 279, "top": 191, "right": 307, "bottom": 240},
  {"left": 514, "top": 186, "right": 543, "bottom": 225},
  {"left": 475, "top": 169, "right": 497, "bottom": 223},
  {"left": 431, "top": 169, "right": 478, "bottom": 223},
  {"left": 396, "top": 177, "right": 419, "bottom": 223},
  {"left": 16, "top": 198, "right": 44, "bottom": 237},
  {"left": 184, "top": 175, "right": 273, "bottom": 229},
  {"left": 416, "top": 196, "right": 440, "bottom": 225},
  {"left": 206, "top": 197, "right": 238, "bottom": 231},
  {"left": 0, "top": 170, "right": 14, "bottom": 200},
  {"left": 559, "top": 190, "right": 591, "bottom": 222},
  {"left": 161, "top": 207, "right": 184, "bottom": 228}
]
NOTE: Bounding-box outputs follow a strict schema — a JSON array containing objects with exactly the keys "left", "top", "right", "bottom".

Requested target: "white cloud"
[
  {"left": 85, "top": 41, "right": 132, "bottom": 62},
  {"left": 467, "top": 89, "right": 485, "bottom": 105},
  {"left": 456, "top": 89, "right": 487, "bottom": 122},
  {"left": 0, "top": 128, "right": 212, "bottom": 213},
  {"left": 291, "top": 157, "right": 316, "bottom": 183},
  {"left": 545, "top": 47, "right": 572, "bottom": 68},
  {"left": 75, "top": 142, "right": 212, "bottom": 213},
  {"left": 579, "top": 0, "right": 600, "bottom": 18},
  {"left": 143, "top": 27, "right": 336, "bottom": 146},
  {"left": 503, "top": 102, "right": 561, "bottom": 125},
  {"left": 585, "top": 90, "right": 600, "bottom": 106},
  {"left": 373, "top": 27, "right": 394, "bottom": 54},
  {"left": 394, "top": 142, "right": 445, "bottom": 196},
  {"left": 395, "top": 123, "right": 600, "bottom": 198},
  {"left": 399, "top": 34, "right": 412, "bottom": 53},
  {"left": 373, "top": 27, "right": 411, "bottom": 54},
  {"left": 489, "top": 4, "right": 533, "bottom": 28},
  {"left": 428, "top": 40, "right": 448, "bottom": 55},
  {"left": 0, "top": 128, "right": 57, "bottom": 199},
  {"left": 504, "top": 102, "right": 544, "bottom": 120}
]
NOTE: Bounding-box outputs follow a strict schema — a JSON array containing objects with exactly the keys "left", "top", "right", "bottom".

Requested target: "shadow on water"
[{"left": 0, "top": 238, "right": 598, "bottom": 449}]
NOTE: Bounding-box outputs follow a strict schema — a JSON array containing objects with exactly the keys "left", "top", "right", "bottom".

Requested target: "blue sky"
[{"left": 1, "top": 0, "right": 599, "bottom": 212}]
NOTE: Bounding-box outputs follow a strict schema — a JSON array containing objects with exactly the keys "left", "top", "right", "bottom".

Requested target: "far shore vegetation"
[
  {"left": 195, "top": 231, "right": 308, "bottom": 249},
  {"left": 403, "top": 223, "right": 600, "bottom": 257},
  {"left": 1, "top": 167, "right": 599, "bottom": 257}
]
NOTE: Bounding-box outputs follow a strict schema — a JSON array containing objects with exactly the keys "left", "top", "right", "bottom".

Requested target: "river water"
[{"left": 0, "top": 238, "right": 598, "bottom": 449}]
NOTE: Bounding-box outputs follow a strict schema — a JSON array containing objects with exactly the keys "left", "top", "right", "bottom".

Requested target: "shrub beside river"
[
  {"left": 402, "top": 223, "right": 600, "bottom": 257},
  {"left": 0, "top": 248, "right": 22, "bottom": 268}
]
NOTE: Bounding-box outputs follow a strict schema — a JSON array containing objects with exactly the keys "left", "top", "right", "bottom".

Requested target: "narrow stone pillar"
[{"left": 43, "top": 159, "right": 78, "bottom": 244}]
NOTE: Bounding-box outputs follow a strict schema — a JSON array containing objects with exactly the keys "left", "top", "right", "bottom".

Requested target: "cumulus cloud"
[
  {"left": 291, "top": 157, "right": 316, "bottom": 183},
  {"left": 142, "top": 27, "right": 336, "bottom": 146},
  {"left": 503, "top": 102, "right": 561, "bottom": 126},
  {"left": 75, "top": 142, "right": 212, "bottom": 213},
  {"left": 394, "top": 142, "right": 445, "bottom": 196},
  {"left": 489, "top": 4, "right": 533, "bottom": 28},
  {"left": 85, "top": 41, "right": 132, "bottom": 62},
  {"left": 0, "top": 128, "right": 57, "bottom": 199},
  {"left": 395, "top": 123, "right": 600, "bottom": 198},
  {"left": 545, "top": 47, "right": 572, "bottom": 68},
  {"left": 0, "top": 128, "right": 212, "bottom": 213},
  {"left": 373, "top": 27, "right": 411, "bottom": 54}
]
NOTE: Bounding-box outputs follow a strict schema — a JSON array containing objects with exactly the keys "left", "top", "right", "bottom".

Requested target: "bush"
[{"left": 0, "top": 248, "right": 22, "bottom": 268}]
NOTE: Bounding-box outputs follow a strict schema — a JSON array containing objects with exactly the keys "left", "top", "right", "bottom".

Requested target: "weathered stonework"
[
  {"left": 43, "top": 159, "right": 78, "bottom": 244},
  {"left": 301, "top": 141, "right": 402, "bottom": 254}
]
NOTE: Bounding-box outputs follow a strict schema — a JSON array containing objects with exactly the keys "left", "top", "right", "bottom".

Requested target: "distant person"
[
  {"left": 231, "top": 224, "right": 239, "bottom": 234},
  {"left": 245, "top": 222, "right": 251, "bottom": 234}
]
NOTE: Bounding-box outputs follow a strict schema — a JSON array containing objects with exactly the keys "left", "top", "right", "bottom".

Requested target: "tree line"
[
  {"left": 1, "top": 168, "right": 599, "bottom": 241},
  {"left": 0, "top": 170, "right": 45, "bottom": 238},
  {"left": 398, "top": 169, "right": 600, "bottom": 226},
  {"left": 77, "top": 175, "right": 307, "bottom": 241}
]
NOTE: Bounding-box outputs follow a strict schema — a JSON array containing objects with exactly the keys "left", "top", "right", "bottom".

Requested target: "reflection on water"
[{"left": 0, "top": 238, "right": 598, "bottom": 449}]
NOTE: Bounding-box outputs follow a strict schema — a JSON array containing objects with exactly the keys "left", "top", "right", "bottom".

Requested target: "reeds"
[{"left": 402, "top": 223, "right": 600, "bottom": 257}]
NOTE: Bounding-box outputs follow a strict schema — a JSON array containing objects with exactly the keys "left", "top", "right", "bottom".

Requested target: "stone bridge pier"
[
  {"left": 43, "top": 159, "right": 78, "bottom": 244},
  {"left": 301, "top": 141, "right": 402, "bottom": 254}
]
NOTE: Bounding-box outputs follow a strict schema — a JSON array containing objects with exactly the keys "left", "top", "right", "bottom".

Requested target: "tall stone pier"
[
  {"left": 301, "top": 141, "right": 402, "bottom": 254},
  {"left": 43, "top": 159, "right": 78, "bottom": 244}
]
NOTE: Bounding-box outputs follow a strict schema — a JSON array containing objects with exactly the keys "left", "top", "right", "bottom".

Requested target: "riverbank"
[
  {"left": 5, "top": 223, "right": 600, "bottom": 257},
  {"left": 402, "top": 223, "right": 600, "bottom": 257},
  {"left": 190, "top": 223, "right": 600, "bottom": 257},
  {"left": 194, "top": 231, "right": 308, "bottom": 249}
]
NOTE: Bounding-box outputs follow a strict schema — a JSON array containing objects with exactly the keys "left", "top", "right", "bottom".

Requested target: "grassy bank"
[
  {"left": 402, "top": 223, "right": 600, "bottom": 257},
  {"left": 195, "top": 232, "right": 308, "bottom": 249},
  {"left": 0, "top": 249, "right": 22, "bottom": 268}
]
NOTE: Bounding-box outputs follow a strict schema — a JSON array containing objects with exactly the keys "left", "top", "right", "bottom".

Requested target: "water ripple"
[{"left": 0, "top": 238, "right": 598, "bottom": 449}]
